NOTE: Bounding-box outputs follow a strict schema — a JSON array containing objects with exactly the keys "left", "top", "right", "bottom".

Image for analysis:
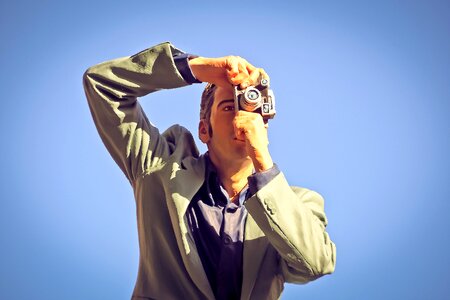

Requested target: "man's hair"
[{"left": 200, "top": 83, "right": 217, "bottom": 122}]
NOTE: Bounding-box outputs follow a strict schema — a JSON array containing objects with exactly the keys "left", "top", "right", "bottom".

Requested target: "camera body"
[{"left": 233, "top": 77, "right": 276, "bottom": 121}]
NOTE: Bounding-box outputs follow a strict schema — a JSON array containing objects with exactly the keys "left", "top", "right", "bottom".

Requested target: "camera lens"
[
  {"left": 247, "top": 90, "right": 259, "bottom": 100},
  {"left": 240, "top": 87, "right": 261, "bottom": 111}
]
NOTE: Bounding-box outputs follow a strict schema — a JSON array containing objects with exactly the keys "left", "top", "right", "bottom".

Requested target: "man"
[{"left": 83, "top": 42, "right": 336, "bottom": 300}]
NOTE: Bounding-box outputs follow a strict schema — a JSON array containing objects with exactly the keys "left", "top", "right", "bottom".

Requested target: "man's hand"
[
  {"left": 233, "top": 110, "right": 274, "bottom": 172},
  {"left": 189, "top": 56, "right": 268, "bottom": 89}
]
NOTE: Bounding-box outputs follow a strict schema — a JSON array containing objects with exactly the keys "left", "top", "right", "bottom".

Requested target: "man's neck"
[{"left": 208, "top": 153, "right": 253, "bottom": 202}]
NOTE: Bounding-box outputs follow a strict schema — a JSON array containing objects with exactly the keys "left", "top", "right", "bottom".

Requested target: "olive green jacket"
[{"left": 83, "top": 42, "right": 336, "bottom": 300}]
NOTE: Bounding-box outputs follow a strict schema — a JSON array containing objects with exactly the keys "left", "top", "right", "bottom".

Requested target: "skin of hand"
[
  {"left": 189, "top": 56, "right": 268, "bottom": 89},
  {"left": 233, "top": 110, "right": 273, "bottom": 172}
]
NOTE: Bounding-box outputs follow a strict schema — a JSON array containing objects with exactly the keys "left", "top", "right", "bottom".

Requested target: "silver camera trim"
[{"left": 233, "top": 77, "right": 276, "bottom": 120}]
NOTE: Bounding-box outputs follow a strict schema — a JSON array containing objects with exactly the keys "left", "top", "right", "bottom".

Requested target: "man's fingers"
[
  {"left": 246, "top": 62, "right": 256, "bottom": 73},
  {"left": 233, "top": 112, "right": 268, "bottom": 147},
  {"left": 242, "top": 67, "right": 269, "bottom": 89},
  {"left": 223, "top": 56, "right": 270, "bottom": 90},
  {"left": 259, "top": 68, "right": 269, "bottom": 80},
  {"left": 234, "top": 111, "right": 264, "bottom": 129},
  {"left": 232, "top": 117, "right": 246, "bottom": 141},
  {"left": 229, "top": 72, "right": 250, "bottom": 86},
  {"left": 240, "top": 60, "right": 257, "bottom": 88},
  {"left": 225, "top": 56, "right": 261, "bottom": 88},
  {"left": 227, "top": 56, "right": 240, "bottom": 77},
  {"left": 190, "top": 55, "right": 267, "bottom": 89},
  {"left": 247, "top": 68, "right": 262, "bottom": 87}
]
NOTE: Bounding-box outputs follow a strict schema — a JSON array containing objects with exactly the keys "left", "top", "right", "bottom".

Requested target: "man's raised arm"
[{"left": 83, "top": 42, "right": 190, "bottom": 183}]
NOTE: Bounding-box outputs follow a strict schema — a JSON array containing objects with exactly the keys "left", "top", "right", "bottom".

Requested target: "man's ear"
[{"left": 199, "top": 119, "right": 210, "bottom": 143}]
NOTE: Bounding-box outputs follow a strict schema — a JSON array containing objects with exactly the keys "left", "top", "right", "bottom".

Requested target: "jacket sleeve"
[
  {"left": 244, "top": 172, "right": 336, "bottom": 283},
  {"left": 82, "top": 42, "right": 190, "bottom": 183}
]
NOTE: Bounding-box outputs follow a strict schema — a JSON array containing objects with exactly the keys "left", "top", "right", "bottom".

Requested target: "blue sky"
[{"left": 1, "top": 0, "right": 449, "bottom": 299}]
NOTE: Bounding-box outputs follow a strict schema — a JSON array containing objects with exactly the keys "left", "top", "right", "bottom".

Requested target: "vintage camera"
[{"left": 233, "top": 77, "right": 276, "bottom": 121}]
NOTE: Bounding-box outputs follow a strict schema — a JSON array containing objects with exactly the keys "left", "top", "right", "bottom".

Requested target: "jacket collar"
[{"left": 167, "top": 154, "right": 268, "bottom": 300}]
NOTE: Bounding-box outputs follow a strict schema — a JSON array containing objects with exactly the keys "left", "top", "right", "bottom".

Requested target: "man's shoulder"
[
  {"left": 135, "top": 124, "right": 206, "bottom": 185},
  {"left": 266, "top": 170, "right": 324, "bottom": 201},
  {"left": 290, "top": 185, "right": 319, "bottom": 196},
  {"left": 161, "top": 124, "right": 201, "bottom": 159},
  {"left": 288, "top": 185, "right": 326, "bottom": 216},
  {"left": 161, "top": 123, "right": 192, "bottom": 137}
]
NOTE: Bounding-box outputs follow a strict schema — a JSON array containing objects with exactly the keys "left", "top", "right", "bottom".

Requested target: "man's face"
[{"left": 200, "top": 86, "right": 248, "bottom": 161}]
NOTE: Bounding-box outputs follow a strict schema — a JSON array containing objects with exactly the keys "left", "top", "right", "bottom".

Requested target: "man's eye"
[{"left": 223, "top": 106, "right": 234, "bottom": 111}]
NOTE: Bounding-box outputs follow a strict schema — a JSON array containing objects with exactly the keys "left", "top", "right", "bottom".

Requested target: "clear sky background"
[{"left": 1, "top": 0, "right": 449, "bottom": 299}]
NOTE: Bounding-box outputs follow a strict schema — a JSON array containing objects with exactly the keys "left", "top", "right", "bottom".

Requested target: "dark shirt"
[{"left": 186, "top": 154, "right": 249, "bottom": 300}]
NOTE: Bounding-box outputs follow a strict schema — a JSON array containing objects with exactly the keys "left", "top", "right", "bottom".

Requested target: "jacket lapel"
[
  {"left": 240, "top": 211, "right": 268, "bottom": 300},
  {"left": 166, "top": 155, "right": 216, "bottom": 300}
]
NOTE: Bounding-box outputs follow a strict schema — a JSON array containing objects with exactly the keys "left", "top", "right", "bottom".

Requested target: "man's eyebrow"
[{"left": 217, "top": 99, "right": 234, "bottom": 107}]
